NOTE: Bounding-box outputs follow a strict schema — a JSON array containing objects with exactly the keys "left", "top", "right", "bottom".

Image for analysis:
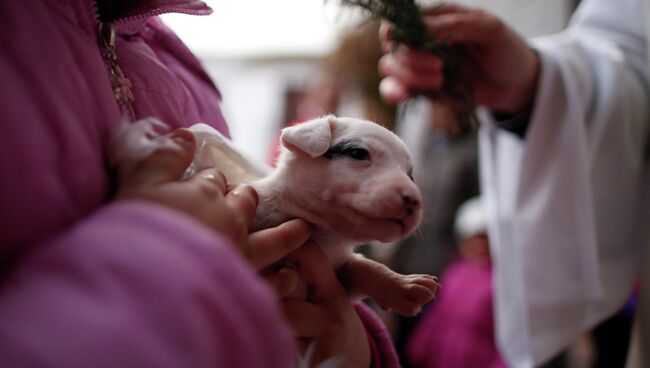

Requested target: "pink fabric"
[
  {"left": 0, "top": 1, "right": 291, "bottom": 366},
  {"left": 355, "top": 302, "right": 401, "bottom": 368},
  {"left": 406, "top": 260, "right": 507, "bottom": 368},
  {"left": 0, "top": 0, "right": 228, "bottom": 248},
  {"left": 0, "top": 202, "right": 293, "bottom": 367}
]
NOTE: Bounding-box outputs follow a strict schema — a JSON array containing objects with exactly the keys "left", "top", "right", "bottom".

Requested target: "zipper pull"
[{"left": 99, "top": 22, "right": 135, "bottom": 109}]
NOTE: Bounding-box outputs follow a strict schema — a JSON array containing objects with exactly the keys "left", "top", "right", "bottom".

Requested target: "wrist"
[
  {"left": 491, "top": 107, "right": 533, "bottom": 138},
  {"left": 500, "top": 48, "right": 540, "bottom": 115}
]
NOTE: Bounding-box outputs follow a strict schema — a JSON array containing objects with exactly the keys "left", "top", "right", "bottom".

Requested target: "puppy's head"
[{"left": 277, "top": 115, "right": 422, "bottom": 243}]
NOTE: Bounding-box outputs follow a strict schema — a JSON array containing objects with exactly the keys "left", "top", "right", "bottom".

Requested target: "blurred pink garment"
[
  {"left": 407, "top": 259, "right": 506, "bottom": 368},
  {"left": 0, "top": 0, "right": 397, "bottom": 366},
  {"left": 355, "top": 302, "right": 401, "bottom": 368}
]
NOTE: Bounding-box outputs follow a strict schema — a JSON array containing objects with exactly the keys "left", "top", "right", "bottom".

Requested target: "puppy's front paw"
[{"left": 375, "top": 274, "right": 440, "bottom": 317}]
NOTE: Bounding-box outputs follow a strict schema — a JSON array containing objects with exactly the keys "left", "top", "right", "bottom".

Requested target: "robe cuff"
[{"left": 491, "top": 107, "right": 533, "bottom": 139}]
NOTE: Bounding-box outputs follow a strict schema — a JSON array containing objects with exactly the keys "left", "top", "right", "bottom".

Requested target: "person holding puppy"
[
  {"left": 377, "top": 0, "right": 650, "bottom": 367},
  {"left": 0, "top": 1, "right": 397, "bottom": 367}
]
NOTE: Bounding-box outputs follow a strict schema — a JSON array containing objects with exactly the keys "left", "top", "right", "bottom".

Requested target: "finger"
[
  {"left": 188, "top": 168, "right": 228, "bottom": 198},
  {"left": 281, "top": 299, "right": 326, "bottom": 338},
  {"left": 394, "top": 46, "right": 444, "bottom": 73},
  {"left": 263, "top": 266, "right": 300, "bottom": 298},
  {"left": 380, "top": 3, "right": 473, "bottom": 48},
  {"left": 225, "top": 184, "right": 259, "bottom": 225},
  {"left": 131, "top": 129, "right": 196, "bottom": 185},
  {"left": 247, "top": 219, "right": 311, "bottom": 269},
  {"left": 379, "top": 77, "right": 409, "bottom": 105},
  {"left": 378, "top": 21, "right": 394, "bottom": 52},
  {"left": 284, "top": 242, "right": 344, "bottom": 302},
  {"left": 424, "top": 12, "right": 506, "bottom": 45},
  {"left": 378, "top": 53, "right": 444, "bottom": 91}
]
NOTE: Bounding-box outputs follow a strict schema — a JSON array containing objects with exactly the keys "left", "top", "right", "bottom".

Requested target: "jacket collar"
[
  {"left": 72, "top": 0, "right": 212, "bottom": 38},
  {"left": 105, "top": 0, "right": 212, "bottom": 35},
  {"left": 98, "top": 1, "right": 212, "bottom": 22}
]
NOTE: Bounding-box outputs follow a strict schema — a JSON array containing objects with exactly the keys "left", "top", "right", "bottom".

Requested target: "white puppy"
[
  {"left": 191, "top": 115, "right": 437, "bottom": 316},
  {"left": 113, "top": 115, "right": 438, "bottom": 316}
]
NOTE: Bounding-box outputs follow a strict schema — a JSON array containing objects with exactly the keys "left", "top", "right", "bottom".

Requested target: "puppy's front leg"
[{"left": 338, "top": 254, "right": 439, "bottom": 317}]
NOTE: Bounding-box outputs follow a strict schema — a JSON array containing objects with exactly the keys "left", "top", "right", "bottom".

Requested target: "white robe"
[{"left": 479, "top": 0, "right": 650, "bottom": 366}]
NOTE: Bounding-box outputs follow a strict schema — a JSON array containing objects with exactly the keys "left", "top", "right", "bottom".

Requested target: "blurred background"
[
  {"left": 162, "top": 1, "right": 636, "bottom": 367},
  {"left": 162, "top": 0, "right": 576, "bottom": 162}
]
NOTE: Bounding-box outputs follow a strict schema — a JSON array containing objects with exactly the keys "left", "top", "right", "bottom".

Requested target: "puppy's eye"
[
  {"left": 324, "top": 140, "right": 369, "bottom": 161},
  {"left": 344, "top": 148, "right": 370, "bottom": 161}
]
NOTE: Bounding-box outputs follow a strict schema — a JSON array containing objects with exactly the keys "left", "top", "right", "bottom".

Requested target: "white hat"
[{"left": 454, "top": 196, "right": 487, "bottom": 239}]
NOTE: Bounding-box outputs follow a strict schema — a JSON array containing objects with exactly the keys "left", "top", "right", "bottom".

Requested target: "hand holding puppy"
[
  {"left": 280, "top": 242, "right": 371, "bottom": 368},
  {"left": 115, "top": 128, "right": 310, "bottom": 270}
]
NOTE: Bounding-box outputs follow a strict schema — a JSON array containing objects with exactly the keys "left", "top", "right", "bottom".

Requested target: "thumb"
[{"left": 131, "top": 128, "right": 196, "bottom": 185}]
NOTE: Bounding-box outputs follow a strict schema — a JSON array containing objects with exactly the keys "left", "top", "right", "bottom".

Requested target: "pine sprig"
[{"left": 338, "top": 0, "right": 477, "bottom": 129}]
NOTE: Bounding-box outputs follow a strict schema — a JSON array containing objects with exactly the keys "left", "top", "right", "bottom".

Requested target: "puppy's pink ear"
[{"left": 280, "top": 115, "right": 335, "bottom": 157}]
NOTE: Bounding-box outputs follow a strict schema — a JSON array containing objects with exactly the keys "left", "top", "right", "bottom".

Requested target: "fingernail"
[
  {"left": 202, "top": 172, "right": 216, "bottom": 181},
  {"left": 233, "top": 184, "right": 259, "bottom": 203}
]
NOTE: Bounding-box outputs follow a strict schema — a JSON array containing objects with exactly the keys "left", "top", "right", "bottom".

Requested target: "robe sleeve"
[
  {"left": 478, "top": 0, "right": 650, "bottom": 366},
  {"left": 0, "top": 201, "right": 295, "bottom": 368}
]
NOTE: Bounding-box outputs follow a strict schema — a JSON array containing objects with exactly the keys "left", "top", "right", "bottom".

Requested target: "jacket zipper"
[
  {"left": 98, "top": 21, "right": 135, "bottom": 120},
  {"left": 92, "top": 1, "right": 211, "bottom": 119}
]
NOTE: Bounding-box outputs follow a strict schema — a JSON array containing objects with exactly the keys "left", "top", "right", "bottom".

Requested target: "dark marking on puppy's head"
[{"left": 324, "top": 138, "right": 370, "bottom": 161}]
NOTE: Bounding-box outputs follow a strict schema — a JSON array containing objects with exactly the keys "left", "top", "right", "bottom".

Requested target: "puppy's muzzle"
[{"left": 402, "top": 192, "right": 420, "bottom": 216}]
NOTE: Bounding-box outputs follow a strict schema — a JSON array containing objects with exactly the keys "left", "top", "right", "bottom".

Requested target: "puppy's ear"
[{"left": 280, "top": 115, "right": 336, "bottom": 157}]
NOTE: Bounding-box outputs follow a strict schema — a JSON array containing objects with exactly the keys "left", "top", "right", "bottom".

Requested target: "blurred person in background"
[
  {"left": 406, "top": 196, "right": 506, "bottom": 368},
  {"left": 268, "top": 67, "right": 344, "bottom": 165},
  {"left": 377, "top": 0, "right": 650, "bottom": 367},
  {"left": 388, "top": 100, "right": 480, "bottom": 366},
  {"left": 269, "top": 21, "right": 391, "bottom": 165},
  {"left": 327, "top": 20, "right": 398, "bottom": 130}
]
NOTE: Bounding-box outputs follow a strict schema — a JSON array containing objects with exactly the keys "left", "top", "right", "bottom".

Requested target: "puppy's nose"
[{"left": 402, "top": 193, "right": 420, "bottom": 215}]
